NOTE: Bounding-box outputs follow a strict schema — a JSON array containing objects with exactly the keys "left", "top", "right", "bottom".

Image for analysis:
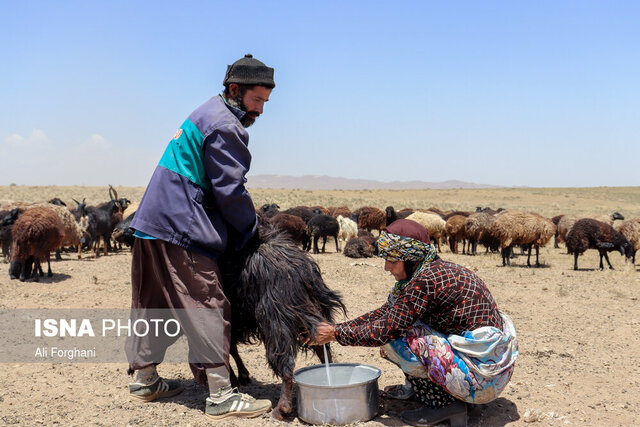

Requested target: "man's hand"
[{"left": 301, "top": 322, "right": 337, "bottom": 346}]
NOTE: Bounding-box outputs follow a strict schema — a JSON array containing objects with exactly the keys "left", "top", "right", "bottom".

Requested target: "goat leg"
[
  {"left": 603, "top": 251, "right": 614, "bottom": 270},
  {"left": 229, "top": 341, "right": 251, "bottom": 386},
  {"left": 272, "top": 376, "right": 293, "bottom": 420},
  {"left": 312, "top": 344, "right": 332, "bottom": 363}
]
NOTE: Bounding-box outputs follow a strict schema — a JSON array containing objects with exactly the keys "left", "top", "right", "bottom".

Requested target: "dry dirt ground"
[{"left": 1, "top": 186, "right": 639, "bottom": 426}]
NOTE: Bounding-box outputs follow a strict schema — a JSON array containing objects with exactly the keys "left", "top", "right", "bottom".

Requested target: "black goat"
[
  {"left": 83, "top": 187, "right": 121, "bottom": 257},
  {"left": 306, "top": 214, "right": 340, "bottom": 254},
  {"left": 220, "top": 218, "right": 346, "bottom": 420},
  {"left": 112, "top": 212, "right": 136, "bottom": 247}
]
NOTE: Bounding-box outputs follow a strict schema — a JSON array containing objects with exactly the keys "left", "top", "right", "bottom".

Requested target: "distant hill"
[{"left": 246, "top": 174, "right": 501, "bottom": 190}]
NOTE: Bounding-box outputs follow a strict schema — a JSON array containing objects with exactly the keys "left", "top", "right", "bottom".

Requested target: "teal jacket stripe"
[{"left": 158, "top": 118, "right": 211, "bottom": 190}]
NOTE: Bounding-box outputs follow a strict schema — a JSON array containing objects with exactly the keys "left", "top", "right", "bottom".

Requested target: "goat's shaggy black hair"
[{"left": 220, "top": 217, "right": 346, "bottom": 379}]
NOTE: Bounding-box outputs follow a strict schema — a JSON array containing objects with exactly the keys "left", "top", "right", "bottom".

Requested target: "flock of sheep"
[
  {"left": 0, "top": 186, "right": 137, "bottom": 281},
  {"left": 258, "top": 204, "right": 639, "bottom": 271},
  {"left": 1, "top": 190, "right": 639, "bottom": 282}
]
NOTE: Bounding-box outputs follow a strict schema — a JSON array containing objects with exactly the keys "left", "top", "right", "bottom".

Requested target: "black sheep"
[
  {"left": 385, "top": 206, "right": 413, "bottom": 226},
  {"left": 281, "top": 206, "right": 316, "bottom": 224},
  {"left": 259, "top": 203, "right": 280, "bottom": 218},
  {"left": 112, "top": 212, "right": 136, "bottom": 247},
  {"left": 566, "top": 218, "right": 633, "bottom": 270},
  {"left": 306, "top": 214, "right": 340, "bottom": 254},
  {"left": 220, "top": 217, "right": 346, "bottom": 419}
]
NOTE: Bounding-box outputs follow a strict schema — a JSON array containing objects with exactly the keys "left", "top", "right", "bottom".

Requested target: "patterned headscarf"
[
  {"left": 377, "top": 231, "right": 436, "bottom": 262},
  {"left": 377, "top": 219, "right": 438, "bottom": 302}
]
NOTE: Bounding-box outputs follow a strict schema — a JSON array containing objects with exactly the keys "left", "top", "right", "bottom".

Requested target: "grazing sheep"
[
  {"left": 385, "top": 206, "right": 414, "bottom": 226},
  {"left": 306, "top": 214, "right": 340, "bottom": 254},
  {"left": 269, "top": 213, "right": 309, "bottom": 248},
  {"left": 491, "top": 211, "right": 556, "bottom": 267},
  {"left": 10, "top": 207, "right": 65, "bottom": 281},
  {"left": 310, "top": 206, "right": 330, "bottom": 215},
  {"left": 30, "top": 203, "right": 86, "bottom": 260},
  {"left": 465, "top": 212, "right": 500, "bottom": 255},
  {"left": 405, "top": 212, "right": 447, "bottom": 251},
  {"left": 418, "top": 206, "right": 446, "bottom": 218},
  {"left": 327, "top": 206, "right": 352, "bottom": 218},
  {"left": 551, "top": 215, "right": 565, "bottom": 248},
  {"left": 259, "top": 203, "right": 280, "bottom": 218},
  {"left": 566, "top": 218, "right": 632, "bottom": 270},
  {"left": 557, "top": 212, "right": 625, "bottom": 248},
  {"left": 0, "top": 223, "right": 12, "bottom": 262},
  {"left": 219, "top": 217, "right": 346, "bottom": 419},
  {"left": 282, "top": 206, "right": 316, "bottom": 224},
  {"left": 445, "top": 215, "right": 469, "bottom": 254},
  {"left": 336, "top": 215, "right": 358, "bottom": 243},
  {"left": 615, "top": 218, "right": 640, "bottom": 264},
  {"left": 352, "top": 206, "right": 386, "bottom": 235},
  {"left": 0, "top": 208, "right": 19, "bottom": 261},
  {"left": 443, "top": 210, "right": 472, "bottom": 220},
  {"left": 343, "top": 237, "right": 375, "bottom": 258}
]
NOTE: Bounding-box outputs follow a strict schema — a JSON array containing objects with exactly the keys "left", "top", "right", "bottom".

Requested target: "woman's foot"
[{"left": 382, "top": 382, "right": 414, "bottom": 400}]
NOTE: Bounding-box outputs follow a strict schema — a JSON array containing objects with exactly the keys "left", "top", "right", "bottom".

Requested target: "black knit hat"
[{"left": 223, "top": 54, "right": 275, "bottom": 88}]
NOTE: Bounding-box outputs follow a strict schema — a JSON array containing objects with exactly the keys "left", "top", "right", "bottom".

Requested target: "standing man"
[{"left": 125, "top": 54, "right": 275, "bottom": 420}]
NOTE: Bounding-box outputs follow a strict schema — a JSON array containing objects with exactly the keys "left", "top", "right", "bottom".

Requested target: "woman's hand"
[{"left": 301, "top": 322, "right": 337, "bottom": 346}]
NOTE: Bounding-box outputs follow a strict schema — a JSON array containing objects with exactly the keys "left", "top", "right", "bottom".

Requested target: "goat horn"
[
  {"left": 72, "top": 198, "right": 81, "bottom": 205},
  {"left": 108, "top": 184, "right": 118, "bottom": 201}
]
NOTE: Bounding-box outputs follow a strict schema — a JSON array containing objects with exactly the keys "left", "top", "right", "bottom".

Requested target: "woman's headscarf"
[
  {"left": 377, "top": 219, "right": 434, "bottom": 262},
  {"left": 378, "top": 219, "right": 438, "bottom": 301}
]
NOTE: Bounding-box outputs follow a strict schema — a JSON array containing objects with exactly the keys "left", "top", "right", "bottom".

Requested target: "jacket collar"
[{"left": 219, "top": 94, "right": 247, "bottom": 122}]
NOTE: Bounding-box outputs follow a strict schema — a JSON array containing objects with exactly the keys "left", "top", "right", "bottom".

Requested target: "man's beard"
[{"left": 227, "top": 94, "right": 258, "bottom": 128}]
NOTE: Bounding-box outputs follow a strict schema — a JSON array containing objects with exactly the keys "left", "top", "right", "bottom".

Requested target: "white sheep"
[
  {"left": 336, "top": 215, "right": 358, "bottom": 243},
  {"left": 405, "top": 212, "right": 447, "bottom": 250}
]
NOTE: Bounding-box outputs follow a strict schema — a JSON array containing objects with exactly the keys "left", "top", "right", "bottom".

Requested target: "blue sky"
[{"left": 1, "top": 1, "right": 638, "bottom": 187}]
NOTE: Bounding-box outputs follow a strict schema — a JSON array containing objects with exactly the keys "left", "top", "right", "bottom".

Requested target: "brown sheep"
[
  {"left": 491, "top": 211, "right": 556, "bottom": 267},
  {"left": 443, "top": 210, "right": 472, "bottom": 220},
  {"left": 10, "top": 207, "right": 65, "bottom": 281},
  {"left": 28, "top": 203, "right": 86, "bottom": 259},
  {"left": 327, "top": 206, "right": 352, "bottom": 218},
  {"left": 445, "top": 215, "right": 469, "bottom": 254},
  {"left": 269, "top": 213, "right": 309, "bottom": 249},
  {"left": 551, "top": 214, "right": 565, "bottom": 248},
  {"left": 352, "top": 206, "right": 385, "bottom": 235},
  {"left": 465, "top": 212, "right": 500, "bottom": 255},
  {"left": 343, "top": 237, "right": 375, "bottom": 258},
  {"left": 310, "top": 206, "right": 330, "bottom": 215},
  {"left": 615, "top": 218, "right": 640, "bottom": 264},
  {"left": 419, "top": 207, "right": 446, "bottom": 218}
]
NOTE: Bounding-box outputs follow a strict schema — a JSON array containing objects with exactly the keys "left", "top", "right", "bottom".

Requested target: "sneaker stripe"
[{"left": 230, "top": 400, "right": 238, "bottom": 412}]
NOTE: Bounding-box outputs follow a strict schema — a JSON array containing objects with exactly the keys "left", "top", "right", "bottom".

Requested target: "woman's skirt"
[{"left": 380, "top": 312, "right": 518, "bottom": 404}]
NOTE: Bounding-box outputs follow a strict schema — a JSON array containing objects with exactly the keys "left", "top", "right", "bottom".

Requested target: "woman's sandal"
[{"left": 382, "top": 383, "right": 415, "bottom": 400}]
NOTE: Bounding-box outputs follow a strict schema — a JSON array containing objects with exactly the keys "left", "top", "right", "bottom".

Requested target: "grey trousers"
[{"left": 125, "top": 238, "right": 230, "bottom": 386}]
